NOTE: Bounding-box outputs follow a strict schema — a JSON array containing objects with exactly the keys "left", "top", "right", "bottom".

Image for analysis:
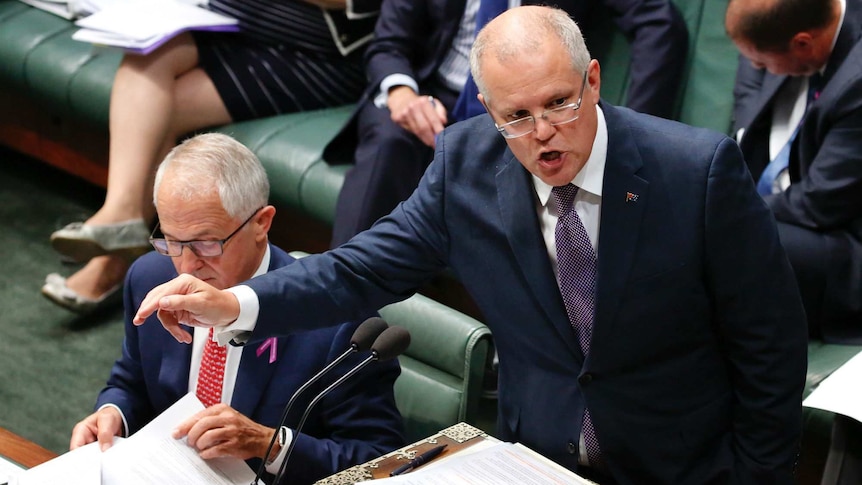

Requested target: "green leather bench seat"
[
  {"left": 211, "top": 108, "right": 353, "bottom": 224},
  {"left": 380, "top": 295, "right": 492, "bottom": 442},
  {"left": 0, "top": 2, "right": 118, "bottom": 125}
]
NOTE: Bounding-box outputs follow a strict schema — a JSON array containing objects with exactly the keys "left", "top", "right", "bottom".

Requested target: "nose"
[
  {"left": 177, "top": 246, "right": 204, "bottom": 274},
  {"left": 533, "top": 116, "right": 556, "bottom": 141}
]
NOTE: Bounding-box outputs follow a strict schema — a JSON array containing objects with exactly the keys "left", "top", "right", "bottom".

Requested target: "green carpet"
[{"left": 0, "top": 147, "right": 125, "bottom": 455}]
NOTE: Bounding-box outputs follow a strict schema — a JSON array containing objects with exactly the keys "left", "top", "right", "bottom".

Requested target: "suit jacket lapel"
[
  {"left": 159, "top": 329, "right": 193, "bottom": 403},
  {"left": 592, "top": 106, "right": 649, "bottom": 349},
  {"left": 496, "top": 153, "right": 582, "bottom": 361},
  {"left": 231, "top": 245, "right": 289, "bottom": 417},
  {"left": 231, "top": 339, "right": 284, "bottom": 417}
]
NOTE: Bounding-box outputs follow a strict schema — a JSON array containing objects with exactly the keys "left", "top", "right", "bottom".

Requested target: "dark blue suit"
[
  {"left": 732, "top": 0, "right": 862, "bottom": 343},
  {"left": 245, "top": 104, "right": 807, "bottom": 483},
  {"left": 96, "top": 246, "right": 404, "bottom": 484},
  {"left": 326, "top": 0, "right": 688, "bottom": 246}
]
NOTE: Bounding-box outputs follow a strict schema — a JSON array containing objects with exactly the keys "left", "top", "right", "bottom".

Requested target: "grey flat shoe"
[
  {"left": 41, "top": 273, "right": 122, "bottom": 314},
  {"left": 50, "top": 219, "right": 150, "bottom": 263}
]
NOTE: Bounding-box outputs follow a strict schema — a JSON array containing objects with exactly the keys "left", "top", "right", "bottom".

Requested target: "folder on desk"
[
  {"left": 72, "top": 0, "right": 238, "bottom": 55},
  {"left": 316, "top": 423, "right": 595, "bottom": 485}
]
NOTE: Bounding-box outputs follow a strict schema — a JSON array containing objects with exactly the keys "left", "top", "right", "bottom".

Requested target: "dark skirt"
[{"left": 195, "top": 31, "right": 366, "bottom": 121}]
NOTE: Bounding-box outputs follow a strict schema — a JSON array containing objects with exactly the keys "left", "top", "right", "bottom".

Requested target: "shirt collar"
[
  {"left": 821, "top": 0, "right": 846, "bottom": 73},
  {"left": 534, "top": 104, "right": 608, "bottom": 207},
  {"left": 253, "top": 243, "right": 271, "bottom": 278}
]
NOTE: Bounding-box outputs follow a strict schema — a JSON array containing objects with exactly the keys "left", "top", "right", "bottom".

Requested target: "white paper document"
[
  {"left": 372, "top": 442, "right": 595, "bottom": 485},
  {"left": 10, "top": 393, "right": 254, "bottom": 485},
  {"left": 72, "top": 0, "right": 237, "bottom": 54},
  {"left": 0, "top": 456, "right": 25, "bottom": 485},
  {"left": 17, "top": 0, "right": 75, "bottom": 19},
  {"left": 803, "top": 350, "right": 862, "bottom": 423},
  {"left": 9, "top": 442, "right": 101, "bottom": 485}
]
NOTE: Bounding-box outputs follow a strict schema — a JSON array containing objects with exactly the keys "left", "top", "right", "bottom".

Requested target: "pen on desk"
[{"left": 390, "top": 444, "right": 448, "bottom": 476}]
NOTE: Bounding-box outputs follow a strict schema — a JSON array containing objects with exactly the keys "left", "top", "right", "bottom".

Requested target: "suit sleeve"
[
  {"left": 703, "top": 138, "right": 808, "bottom": 483},
  {"left": 602, "top": 0, "right": 688, "bottom": 118},
  {"left": 247, "top": 143, "right": 451, "bottom": 340},
  {"left": 765, "top": 93, "right": 862, "bottom": 231},
  {"left": 94, "top": 263, "right": 157, "bottom": 435},
  {"left": 362, "top": 0, "right": 432, "bottom": 89}
]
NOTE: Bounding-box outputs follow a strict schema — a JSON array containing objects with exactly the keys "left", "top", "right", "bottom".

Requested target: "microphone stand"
[
  {"left": 271, "top": 353, "right": 380, "bottom": 484},
  {"left": 250, "top": 317, "right": 388, "bottom": 484}
]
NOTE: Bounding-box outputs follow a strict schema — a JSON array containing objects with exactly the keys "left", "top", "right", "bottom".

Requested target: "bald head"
[
  {"left": 470, "top": 6, "right": 590, "bottom": 104},
  {"left": 726, "top": 0, "right": 838, "bottom": 52}
]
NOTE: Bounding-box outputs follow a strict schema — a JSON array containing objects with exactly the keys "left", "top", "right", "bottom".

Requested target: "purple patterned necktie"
[{"left": 552, "top": 184, "right": 603, "bottom": 468}]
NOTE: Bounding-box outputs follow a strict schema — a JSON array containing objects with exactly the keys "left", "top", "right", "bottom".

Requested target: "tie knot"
[{"left": 552, "top": 184, "right": 579, "bottom": 215}]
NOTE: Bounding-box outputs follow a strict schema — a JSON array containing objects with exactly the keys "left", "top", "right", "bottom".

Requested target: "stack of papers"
[
  {"left": 72, "top": 0, "right": 238, "bottom": 55},
  {"left": 7, "top": 394, "right": 255, "bottom": 485},
  {"left": 372, "top": 440, "right": 597, "bottom": 485},
  {"left": 17, "top": 0, "right": 74, "bottom": 20}
]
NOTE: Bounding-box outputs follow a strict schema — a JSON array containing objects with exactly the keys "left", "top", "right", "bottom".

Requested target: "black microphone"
[
  {"left": 272, "top": 326, "right": 411, "bottom": 484},
  {"left": 251, "top": 317, "right": 389, "bottom": 484}
]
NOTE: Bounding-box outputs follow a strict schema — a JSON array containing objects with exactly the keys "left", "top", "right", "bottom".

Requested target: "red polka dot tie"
[
  {"left": 552, "top": 184, "right": 603, "bottom": 469},
  {"left": 196, "top": 328, "right": 227, "bottom": 408}
]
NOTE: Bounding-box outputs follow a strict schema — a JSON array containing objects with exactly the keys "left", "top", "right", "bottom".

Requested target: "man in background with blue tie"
[
  {"left": 727, "top": 0, "right": 862, "bottom": 343},
  {"left": 326, "top": 0, "right": 688, "bottom": 247},
  {"left": 135, "top": 7, "right": 807, "bottom": 482}
]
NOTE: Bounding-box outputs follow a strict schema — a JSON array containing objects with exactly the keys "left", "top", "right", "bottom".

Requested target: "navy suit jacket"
[
  {"left": 324, "top": 0, "right": 687, "bottom": 161},
  {"left": 246, "top": 104, "right": 807, "bottom": 483},
  {"left": 733, "top": 0, "right": 862, "bottom": 342},
  {"left": 97, "top": 246, "right": 404, "bottom": 484}
]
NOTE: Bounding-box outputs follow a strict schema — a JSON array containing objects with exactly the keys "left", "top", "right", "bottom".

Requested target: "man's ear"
[
  {"left": 254, "top": 205, "right": 276, "bottom": 241},
  {"left": 789, "top": 31, "right": 815, "bottom": 55},
  {"left": 478, "top": 93, "right": 489, "bottom": 114}
]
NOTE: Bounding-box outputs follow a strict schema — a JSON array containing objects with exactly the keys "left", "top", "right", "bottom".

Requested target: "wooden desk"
[{"left": 0, "top": 428, "right": 56, "bottom": 469}]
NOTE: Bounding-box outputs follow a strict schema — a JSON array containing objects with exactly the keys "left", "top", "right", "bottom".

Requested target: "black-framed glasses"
[
  {"left": 495, "top": 70, "right": 589, "bottom": 139},
  {"left": 149, "top": 207, "right": 263, "bottom": 258}
]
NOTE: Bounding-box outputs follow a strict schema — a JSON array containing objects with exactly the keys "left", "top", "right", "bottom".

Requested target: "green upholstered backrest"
[
  {"left": 581, "top": 0, "right": 738, "bottom": 134},
  {"left": 379, "top": 294, "right": 492, "bottom": 442},
  {"left": 805, "top": 341, "right": 862, "bottom": 398},
  {"left": 0, "top": 1, "right": 121, "bottom": 125},
  {"left": 214, "top": 108, "right": 353, "bottom": 223},
  {"left": 287, "top": 252, "right": 493, "bottom": 443}
]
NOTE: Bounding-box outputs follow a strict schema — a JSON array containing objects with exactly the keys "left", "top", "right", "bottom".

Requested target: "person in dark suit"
[
  {"left": 727, "top": 0, "right": 862, "bottom": 343},
  {"left": 69, "top": 134, "right": 403, "bottom": 485},
  {"left": 135, "top": 7, "right": 807, "bottom": 483},
  {"left": 327, "top": 0, "right": 688, "bottom": 246}
]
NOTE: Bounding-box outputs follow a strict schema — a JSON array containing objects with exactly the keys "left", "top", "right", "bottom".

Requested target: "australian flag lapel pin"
[{"left": 625, "top": 191, "right": 639, "bottom": 203}]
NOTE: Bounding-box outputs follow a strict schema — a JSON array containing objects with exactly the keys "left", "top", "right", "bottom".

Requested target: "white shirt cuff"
[
  {"left": 264, "top": 428, "right": 294, "bottom": 474},
  {"left": 216, "top": 285, "right": 260, "bottom": 346},
  {"left": 374, "top": 74, "right": 419, "bottom": 108}
]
